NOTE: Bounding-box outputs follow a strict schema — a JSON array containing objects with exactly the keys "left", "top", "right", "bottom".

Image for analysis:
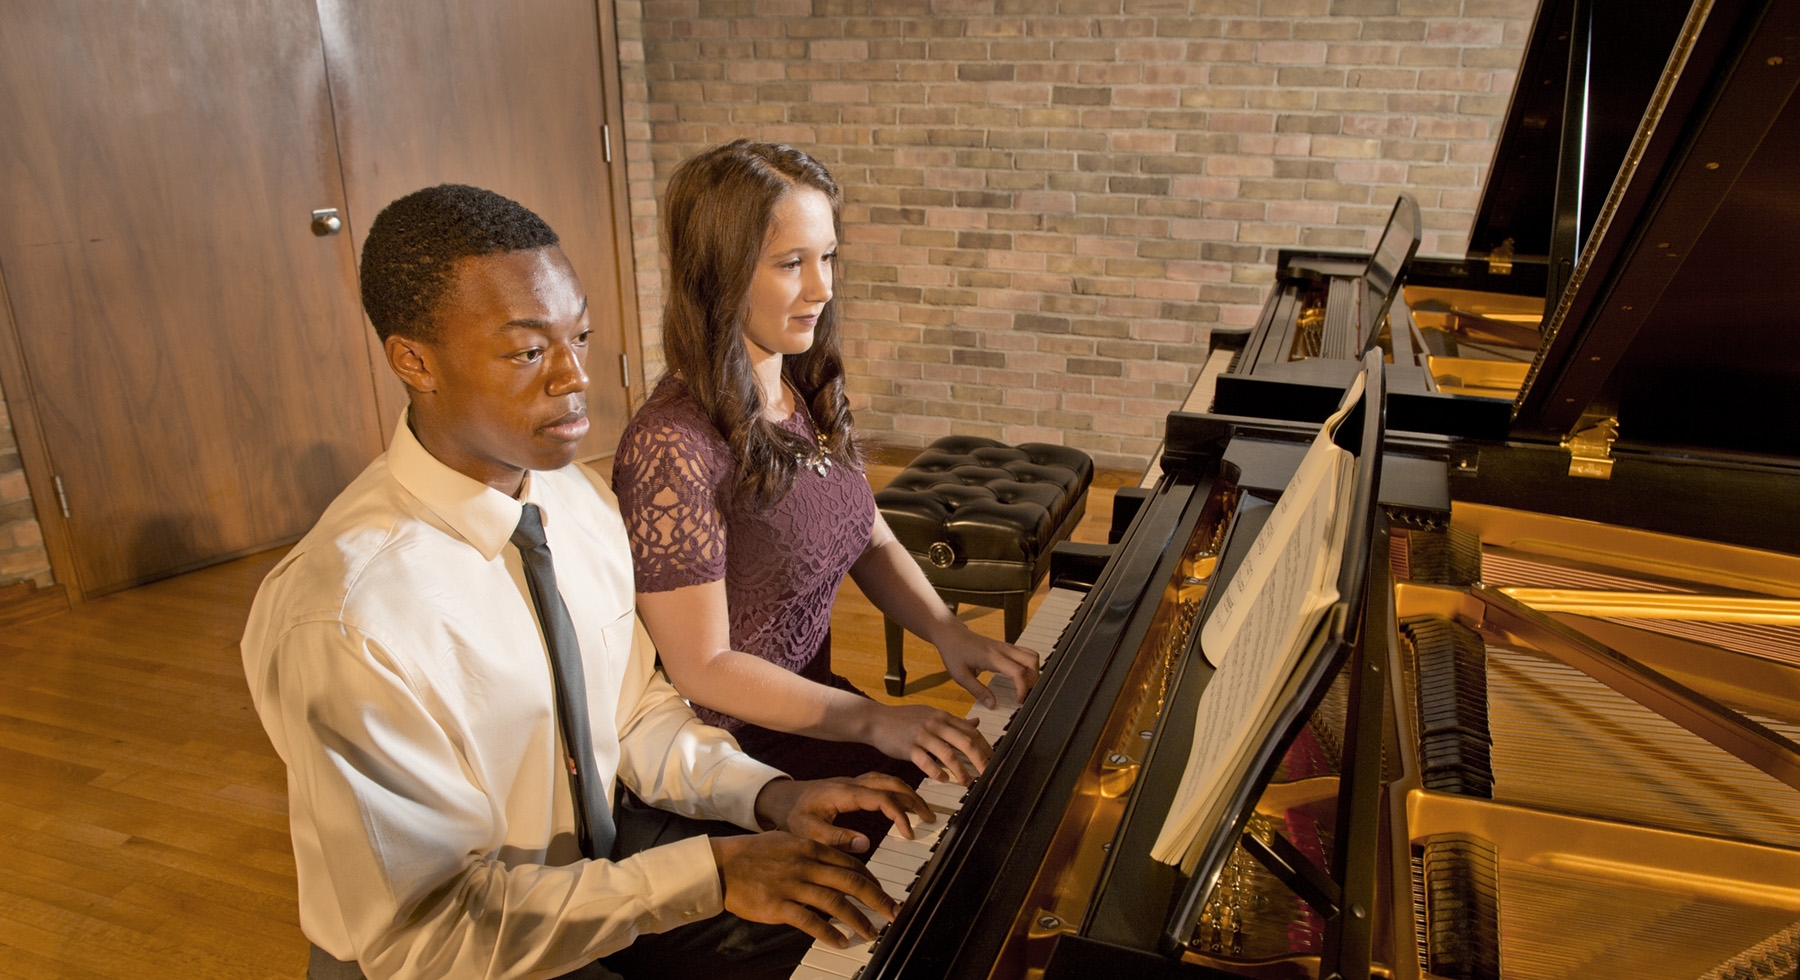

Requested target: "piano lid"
[{"left": 1473, "top": 0, "right": 1800, "bottom": 455}]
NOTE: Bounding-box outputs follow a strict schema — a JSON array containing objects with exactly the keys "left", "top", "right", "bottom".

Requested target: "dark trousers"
[{"left": 307, "top": 794, "right": 811, "bottom": 980}]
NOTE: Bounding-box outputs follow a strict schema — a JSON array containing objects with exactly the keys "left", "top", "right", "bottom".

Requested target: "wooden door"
[
  {"left": 316, "top": 0, "right": 641, "bottom": 459},
  {"left": 0, "top": 2, "right": 383, "bottom": 598}
]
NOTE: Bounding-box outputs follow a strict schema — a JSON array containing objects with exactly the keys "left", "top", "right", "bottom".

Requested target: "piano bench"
[{"left": 874, "top": 436, "right": 1094, "bottom": 696}]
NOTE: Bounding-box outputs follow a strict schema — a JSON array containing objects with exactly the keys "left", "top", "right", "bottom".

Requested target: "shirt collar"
[{"left": 387, "top": 411, "right": 552, "bottom": 562}]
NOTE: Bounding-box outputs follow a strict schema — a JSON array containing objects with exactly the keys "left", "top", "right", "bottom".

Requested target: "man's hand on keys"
[
  {"left": 755, "top": 772, "right": 935, "bottom": 851},
  {"left": 709, "top": 832, "right": 893, "bottom": 948}
]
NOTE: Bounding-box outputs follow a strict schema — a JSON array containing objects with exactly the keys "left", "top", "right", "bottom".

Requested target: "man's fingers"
[
  {"left": 865, "top": 780, "right": 933, "bottom": 829},
  {"left": 856, "top": 775, "right": 934, "bottom": 826},
  {"left": 790, "top": 813, "right": 872, "bottom": 851},
  {"left": 849, "top": 771, "right": 914, "bottom": 796},
  {"left": 794, "top": 883, "right": 881, "bottom": 943},
  {"left": 822, "top": 821, "right": 873, "bottom": 854},
  {"left": 848, "top": 772, "right": 930, "bottom": 824},
  {"left": 811, "top": 865, "right": 898, "bottom": 927},
  {"left": 781, "top": 900, "right": 850, "bottom": 949}
]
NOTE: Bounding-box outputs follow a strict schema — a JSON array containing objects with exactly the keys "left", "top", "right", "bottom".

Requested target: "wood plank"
[
  {"left": 0, "top": 820, "right": 298, "bottom": 927},
  {"left": 0, "top": 895, "right": 291, "bottom": 980},
  {"left": 0, "top": 941, "right": 117, "bottom": 980},
  {"left": 0, "top": 581, "right": 69, "bottom": 628}
]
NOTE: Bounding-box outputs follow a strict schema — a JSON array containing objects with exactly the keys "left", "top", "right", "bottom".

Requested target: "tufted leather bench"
[{"left": 873, "top": 436, "right": 1094, "bottom": 696}]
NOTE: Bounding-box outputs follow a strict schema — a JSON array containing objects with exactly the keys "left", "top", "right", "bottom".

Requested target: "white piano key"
[
  {"left": 966, "top": 704, "right": 1012, "bottom": 732},
  {"left": 843, "top": 894, "right": 886, "bottom": 928},
  {"left": 986, "top": 676, "right": 1020, "bottom": 710},
  {"left": 867, "top": 858, "right": 910, "bottom": 883},
  {"left": 877, "top": 835, "right": 933, "bottom": 863},
  {"left": 789, "top": 586, "right": 1086, "bottom": 979},
  {"left": 800, "top": 945, "right": 866, "bottom": 978},
  {"left": 892, "top": 817, "right": 941, "bottom": 847},
  {"left": 914, "top": 779, "right": 964, "bottom": 812},
  {"left": 866, "top": 847, "right": 918, "bottom": 876}
]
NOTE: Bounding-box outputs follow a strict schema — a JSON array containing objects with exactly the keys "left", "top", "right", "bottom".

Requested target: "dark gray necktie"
[{"left": 511, "top": 503, "right": 616, "bottom": 860}]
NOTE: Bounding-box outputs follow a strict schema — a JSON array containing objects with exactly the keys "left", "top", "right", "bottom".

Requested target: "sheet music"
[{"left": 1151, "top": 372, "right": 1364, "bottom": 871}]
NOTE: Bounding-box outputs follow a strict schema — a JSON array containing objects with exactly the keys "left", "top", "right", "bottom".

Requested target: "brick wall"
[
  {"left": 624, "top": 0, "right": 1534, "bottom": 469},
  {"left": 0, "top": 380, "right": 52, "bottom": 588}
]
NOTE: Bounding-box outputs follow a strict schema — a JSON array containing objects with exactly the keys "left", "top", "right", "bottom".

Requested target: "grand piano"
[{"left": 795, "top": 0, "right": 1800, "bottom": 976}]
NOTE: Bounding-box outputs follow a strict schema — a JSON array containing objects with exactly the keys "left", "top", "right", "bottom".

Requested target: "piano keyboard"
[{"left": 790, "top": 585, "right": 1088, "bottom": 980}]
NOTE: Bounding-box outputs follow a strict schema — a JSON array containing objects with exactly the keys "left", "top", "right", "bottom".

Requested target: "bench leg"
[
  {"left": 1003, "top": 592, "right": 1027, "bottom": 644},
  {"left": 884, "top": 616, "right": 907, "bottom": 697}
]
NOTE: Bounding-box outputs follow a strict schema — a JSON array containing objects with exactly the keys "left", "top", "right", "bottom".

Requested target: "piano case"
[{"left": 844, "top": 0, "right": 1800, "bottom": 977}]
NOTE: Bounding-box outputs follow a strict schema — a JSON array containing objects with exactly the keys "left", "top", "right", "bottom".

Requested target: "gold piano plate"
[
  {"left": 1403, "top": 286, "right": 1546, "bottom": 325},
  {"left": 1380, "top": 507, "right": 1800, "bottom": 980},
  {"left": 1451, "top": 502, "right": 1800, "bottom": 599},
  {"left": 1423, "top": 356, "right": 1529, "bottom": 399},
  {"left": 995, "top": 480, "right": 1239, "bottom": 980}
]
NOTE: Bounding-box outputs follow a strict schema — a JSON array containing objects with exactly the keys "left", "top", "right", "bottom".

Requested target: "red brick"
[
  {"left": 811, "top": 82, "right": 869, "bottom": 102},
  {"left": 1118, "top": 38, "right": 1187, "bottom": 60},
  {"left": 810, "top": 39, "right": 869, "bottom": 60},
  {"left": 1311, "top": 135, "right": 1380, "bottom": 158},
  {"left": 1205, "top": 155, "right": 1274, "bottom": 176},
  {"left": 1427, "top": 20, "right": 1505, "bottom": 45},
  {"left": 1223, "top": 18, "right": 1293, "bottom": 40},
  {"left": 1186, "top": 39, "right": 1257, "bottom": 62},
  {"left": 988, "top": 82, "right": 1053, "bottom": 104},
  {"left": 1255, "top": 41, "right": 1328, "bottom": 64}
]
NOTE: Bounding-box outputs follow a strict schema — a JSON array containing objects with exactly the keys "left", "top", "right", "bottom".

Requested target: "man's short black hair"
[{"left": 359, "top": 184, "right": 560, "bottom": 342}]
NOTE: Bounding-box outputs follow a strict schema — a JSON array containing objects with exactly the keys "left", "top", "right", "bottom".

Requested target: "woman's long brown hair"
[{"left": 660, "top": 139, "right": 859, "bottom": 508}]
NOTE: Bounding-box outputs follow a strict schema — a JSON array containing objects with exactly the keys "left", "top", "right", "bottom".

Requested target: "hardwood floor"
[
  {"left": 0, "top": 548, "right": 300, "bottom": 979},
  {"left": 0, "top": 463, "right": 1127, "bottom": 978}
]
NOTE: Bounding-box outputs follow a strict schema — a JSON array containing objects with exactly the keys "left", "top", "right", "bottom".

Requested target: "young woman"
[{"left": 612, "top": 140, "right": 1038, "bottom": 789}]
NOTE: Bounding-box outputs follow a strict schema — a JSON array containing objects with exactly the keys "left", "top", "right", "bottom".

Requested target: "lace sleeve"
[{"left": 611, "top": 415, "right": 730, "bottom": 593}]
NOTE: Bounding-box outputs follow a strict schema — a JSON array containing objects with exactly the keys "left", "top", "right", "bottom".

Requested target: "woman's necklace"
[{"left": 788, "top": 384, "right": 833, "bottom": 477}]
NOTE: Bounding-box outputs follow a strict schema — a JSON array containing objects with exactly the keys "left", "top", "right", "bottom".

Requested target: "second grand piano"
[{"left": 801, "top": 0, "right": 1800, "bottom": 975}]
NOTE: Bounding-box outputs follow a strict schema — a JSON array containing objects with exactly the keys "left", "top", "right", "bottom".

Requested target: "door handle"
[{"left": 311, "top": 208, "right": 343, "bottom": 236}]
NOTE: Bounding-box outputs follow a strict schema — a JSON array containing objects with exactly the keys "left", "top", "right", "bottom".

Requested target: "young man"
[{"left": 242, "top": 184, "right": 928, "bottom": 980}]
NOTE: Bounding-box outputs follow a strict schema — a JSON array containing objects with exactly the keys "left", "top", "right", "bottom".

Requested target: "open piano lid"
[{"left": 1471, "top": 0, "right": 1800, "bottom": 456}]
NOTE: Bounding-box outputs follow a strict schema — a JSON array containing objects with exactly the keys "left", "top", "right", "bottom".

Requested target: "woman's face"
[{"left": 743, "top": 185, "right": 836, "bottom": 361}]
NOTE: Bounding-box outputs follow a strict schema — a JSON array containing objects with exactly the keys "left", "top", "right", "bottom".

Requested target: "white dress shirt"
[{"left": 242, "top": 417, "right": 786, "bottom": 979}]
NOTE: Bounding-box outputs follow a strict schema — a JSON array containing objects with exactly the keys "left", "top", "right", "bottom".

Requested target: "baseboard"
[{"left": 0, "top": 579, "right": 70, "bottom": 629}]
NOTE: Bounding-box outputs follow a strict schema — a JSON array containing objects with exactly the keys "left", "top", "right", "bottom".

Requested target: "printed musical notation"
[{"left": 1152, "top": 371, "right": 1365, "bottom": 871}]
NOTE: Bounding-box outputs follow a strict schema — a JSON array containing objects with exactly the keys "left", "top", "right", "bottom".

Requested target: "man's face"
[{"left": 397, "top": 246, "right": 591, "bottom": 494}]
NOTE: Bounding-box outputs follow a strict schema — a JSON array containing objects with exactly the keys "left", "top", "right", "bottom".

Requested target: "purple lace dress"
[{"left": 613, "top": 377, "right": 919, "bottom": 787}]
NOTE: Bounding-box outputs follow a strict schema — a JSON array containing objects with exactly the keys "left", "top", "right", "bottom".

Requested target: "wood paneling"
[
  {"left": 0, "top": 1, "right": 383, "bottom": 598},
  {"left": 316, "top": 0, "right": 639, "bottom": 457}
]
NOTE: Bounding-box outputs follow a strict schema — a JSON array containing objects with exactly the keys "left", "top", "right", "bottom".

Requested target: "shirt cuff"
[
  {"left": 712, "top": 756, "right": 790, "bottom": 831},
  {"left": 624, "top": 834, "right": 724, "bottom": 933}
]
